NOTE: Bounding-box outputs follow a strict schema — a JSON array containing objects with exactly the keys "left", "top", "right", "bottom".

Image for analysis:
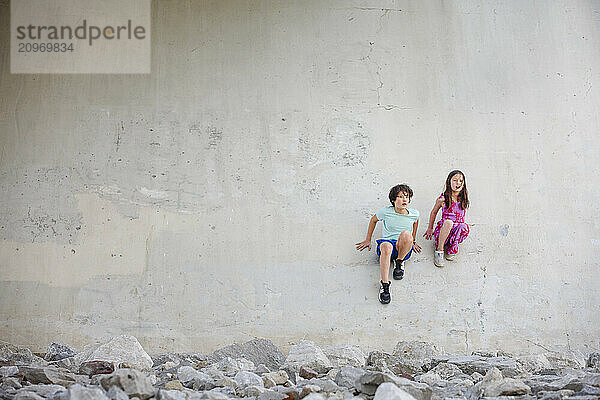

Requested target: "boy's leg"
[
  {"left": 378, "top": 242, "right": 394, "bottom": 283},
  {"left": 436, "top": 220, "right": 454, "bottom": 251},
  {"left": 395, "top": 231, "right": 413, "bottom": 260}
]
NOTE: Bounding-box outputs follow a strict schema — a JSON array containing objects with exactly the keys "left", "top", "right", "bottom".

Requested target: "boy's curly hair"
[{"left": 389, "top": 184, "right": 413, "bottom": 205}]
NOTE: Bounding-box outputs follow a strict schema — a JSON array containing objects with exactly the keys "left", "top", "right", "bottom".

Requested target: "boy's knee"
[
  {"left": 380, "top": 242, "right": 393, "bottom": 254},
  {"left": 399, "top": 231, "right": 412, "bottom": 243}
]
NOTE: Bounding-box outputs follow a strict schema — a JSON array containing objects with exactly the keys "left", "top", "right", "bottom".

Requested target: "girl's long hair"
[{"left": 443, "top": 170, "right": 469, "bottom": 210}]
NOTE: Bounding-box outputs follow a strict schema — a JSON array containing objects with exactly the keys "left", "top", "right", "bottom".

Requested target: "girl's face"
[{"left": 450, "top": 173, "right": 464, "bottom": 192}]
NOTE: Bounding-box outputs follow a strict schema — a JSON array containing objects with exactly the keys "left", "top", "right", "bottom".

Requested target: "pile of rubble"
[{"left": 1, "top": 336, "right": 599, "bottom": 400}]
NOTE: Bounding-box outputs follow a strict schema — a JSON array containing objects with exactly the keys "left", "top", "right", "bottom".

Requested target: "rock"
[
  {"left": 14, "top": 391, "right": 44, "bottom": 400},
  {"left": 262, "top": 371, "right": 288, "bottom": 388},
  {"left": 164, "top": 380, "right": 184, "bottom": 390},
  {"left": 300, "top": 384, "right": 321, "bottom": 397},
  {"left": 302, "top": 394, "right": 325, "bottom": 400},
  {"left": 321, "top": 345, "right": 366, "bottom": 368},
  {"left": 107, "top": 385, "right": 129, "bottom": 400},
  {"left": 257, "top": 390, "right": 287, "bottom": 400},
  {"left": 325, "top": 368, "right": 338, "bottom": 381},
  {"left": 416, "top": 371, "right": 442, "bottom": 386},
  {"left": 79, "top": 361, "right": 115, "bottom": 377},
  {"left": 151, "top": 353, "right": 209, "bottom": 369},
  {"left": 483, "top": 378, "right": 531, "bottom": 396},
  {"left": 75, "top": 336, "right": 153, "bottom": 372},
  {"left": 211, "top": 339, "right": 285, "bottom": 371},
  {"left": 301, "top": 378, "right": 340, "bottom": 393},
  {"left": 56, "top": 384, "right": 109, "bottom": 400},
  {"left": 18, "top": 366, "right": 80, "bottom": 387},
  {"left": 44, "top": 344, "right": 77, "bottom": 362},
  {"left": 213, "top": 376, "right": 237, "bottom": 389},
  {"left": 157, "top": 389, "right": 187, "bottom": 400},
  {"left": 0, "top": 341, "right": 47, "bottom": 367},
  {"left": 0, "top": 366, "right": 19, "bottom": 378},
  {"left": 2, "top": 376, "right": 22, "bottom": 389},
  {"left": 15, "top": 384, "right": 66, "bottom": 398},
  {"left": 283, "top": 341, "right": 332, "bottom": 375},
  {"left": 334, "top": 366, "right": 365, "bottom": 389},
  {"left": 374, "top": 382, "right": 418, "bottom": 400},
  {"left": 470, "top": 371, "right": 484, "bottom": 382},
  {"left": 430, "top": 355, "right": 519, "bottom": 376},
  {"left": 99, "top": 368, "right": 155, "bottom": 400},
  {"left": 255, "top": 364, "right": 271, "bottom": 375},
  {"left": 176, "top": 366, "right": 213, "bottom": 389},
  {"left": 299, "top": 366, "right": 319, "bottom": 379},
  {"left": 235, "top": 371, "right": 263, "bottom": 389},
  {"left": 587, "top": 353, "right": 600, "bottom": 369},
  {"left": 205, "top": 357, "right": 255, "bottom": 376},
  {"left": 367, "top": 351, "right": 420, "bottom": 376},
  {"left": 545, "top": 351, "right": 586, "bottom": 370},
  {"left": 429, "top": 362, "right": 469, "bottom": 380},
  {"left": 357, "top": 371, "right": 431, "bottom": 400},
  {"left": 393, "top": 341, "right": 442, "bottom": 372}
]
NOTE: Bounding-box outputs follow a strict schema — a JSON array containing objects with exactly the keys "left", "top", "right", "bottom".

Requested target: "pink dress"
[{"left": 433, "top": 194, "right": 469, "bottom": 255}]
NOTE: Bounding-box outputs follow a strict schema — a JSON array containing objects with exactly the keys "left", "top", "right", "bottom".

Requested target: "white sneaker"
[{"left": 434, "top": 250, "right": 445, "bottom": 267}]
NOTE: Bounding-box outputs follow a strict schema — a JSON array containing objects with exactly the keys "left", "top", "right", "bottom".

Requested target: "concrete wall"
[{"left": 1, "top": 0, "right": 599, "bottom": 356}]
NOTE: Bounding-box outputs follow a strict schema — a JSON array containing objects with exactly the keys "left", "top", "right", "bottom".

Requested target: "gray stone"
[
  {"left": 205, "top": 357, "right": 255, "bottom": 376},
  {"left": 334, "top": 367, "right": 365, "bottom": 389},
  {"left": 302, "top": 394, "right": 325, "bottom": 400},
  {"left": 234, "top": 370, "right": 263, "bottom": 389},
  {"left": 0, "top": 367, "right": 19, "bottom": 378},
  {"left": 468, "top": 367, "right": 530, "bottom": 399},
  {"left": 106, "top": 385, "right": 129, "bottom": 400},
  {"left": 176, "top": 366, "right": 213, "bottom": 389},
  {"left": 14, "top": 391, "right": 45, "bottom": 400},
  {"left": 255, "top": 364, "right": 271, "bottom": 375},
  {"left": 211, "top": 339, "right": 285, "bottom": 372},
  {"left": 430, "top": 355, "right": 519, "bottom": 376},
  {"left": 282, "top": 341, "right": 332, "bottom": 375},
  {"left": 300, "top": 378, "right": 340, "bottom": 393},
  {"left": 15, "top": 384, "right": 66, "bottom": 398},
  {"left": 416, "top": 371, "right": 442, "bottom": 386},
  {"left": 157, "top": 388, "right": 187, "bottom": 400},
  {"left": 429, "top": 362, "right": 469, "bottom": 380},
  {"left": 74, "top": 336, "right": 153, "bottom": 372},
  {"left": 373, "top": 382, "right": 418, "bottom": 400},
  {"left": 44, "top": 344, "right": 77, "bottom": 362},
  {"left": 299, "top": 366, "right": 318, "bottom": 380},
  {"left": 18, "top": 366, "right": 79, "bottom": 387},
  {"left": 322, "top": 345, "right": 366, "bottom": 368},
  {"left": 367, "top": 351, "right": 420, "bottom": 376},
  {"left": 213, "top": 375, "right": 237, "bottom": 389},
  {"left": 357, "top": 371, "right": 431, "bottom": 400},
  {"left": 2, "top": 376, "right": 22, "bottom": 389},
  {"left": 300, "top": 384, "right": 321, "bottom": 397},
  {"left": 393, "top": 342, "right": 442, "bottom": 372},
  {"left": 257, "top": 390, "right": 287, "bottom": 400},
  {"left": 0, "top": 342, "right": 47, "bottom": 368},
  {"left": 56, "top": 384, "right": 109, "bottom": 400},
  {"left": 151, "top": 353, "right": 209, "bottom": 369},
  {"left": 98, "top": 368, "right": 155, "bottom": 400},
  {"left": 262, "top": 371, "right": 288, "bottom": 388},
  {"left": 78, "top": 361, "right": 115, "bottom": 377}
]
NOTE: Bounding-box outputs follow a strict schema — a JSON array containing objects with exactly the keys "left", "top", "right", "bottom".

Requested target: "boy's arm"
[
  {"left": 356, "top": 214, "right": 378, "bottom": 251},
  {"left": 412, "top": 219, "right": 422, "bottom": 252}
]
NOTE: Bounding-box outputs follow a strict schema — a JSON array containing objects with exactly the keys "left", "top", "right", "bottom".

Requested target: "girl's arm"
[
  {"left": 423, "top": 197, "right": 444, "bottom": 240},
  {"left": 412, "top": 220, "right": 422, "bottom": 253},
  {"left": 356, "top": 214, "right": 379, "bottom": 251}
]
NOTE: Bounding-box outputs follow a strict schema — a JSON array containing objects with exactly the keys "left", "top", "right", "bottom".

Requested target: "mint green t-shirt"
[{"left": 375, "top": 206, "right": 420, "bottom": 240}]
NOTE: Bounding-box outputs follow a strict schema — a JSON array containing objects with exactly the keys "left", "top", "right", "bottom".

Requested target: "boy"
[{"left": 356, "top": 184, "right": 422, "bottom": 304}]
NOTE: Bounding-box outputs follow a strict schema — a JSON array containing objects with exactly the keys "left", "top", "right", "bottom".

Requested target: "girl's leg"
[
  {"left": 447, "top": 223, "right": 469, "bottom": 255},
  {"left": 379, "top": 242, "right": 394, "bottom": 283},
  {"left": 436, "top": 219, "right": 454, "bottom": 251},
  {"left": 395, "top": 231, "right": 413, "bottom": 260}
]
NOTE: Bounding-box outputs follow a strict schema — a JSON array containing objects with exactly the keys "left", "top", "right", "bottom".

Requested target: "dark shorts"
[{"left": 376, "top": 239, "right": 413, "bottom": 262}]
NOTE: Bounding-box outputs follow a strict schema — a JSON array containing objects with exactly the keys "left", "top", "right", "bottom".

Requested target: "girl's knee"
[{"left": 442, "top": 219, "right": 454, "bottom": 228}]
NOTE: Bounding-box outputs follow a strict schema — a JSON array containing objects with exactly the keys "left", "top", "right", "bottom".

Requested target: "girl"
[{"left": 423, "top": 170, "right": 470, "bottom": 267}]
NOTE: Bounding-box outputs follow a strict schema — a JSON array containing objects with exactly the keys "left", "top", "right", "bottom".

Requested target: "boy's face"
[{"left": 394, "top": 191, "right": 410, "bottom": 209}]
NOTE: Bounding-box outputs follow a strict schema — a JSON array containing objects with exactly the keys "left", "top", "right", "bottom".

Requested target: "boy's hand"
[
  {"left": 355, "top": 240, "right": 371, "bottom": 251},
  {"left": 413, "top": 242, "right": 422, "bottom": 253},
  {"left": 423, "top": 228, "right": 434, "bottom": 240}
]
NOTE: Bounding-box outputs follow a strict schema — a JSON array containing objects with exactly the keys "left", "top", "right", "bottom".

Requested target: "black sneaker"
[
  {"left": 393, "top": 259, "right": 405, "bottom": 280},
  {"left": 379, "top": 280, "right": 391, "bottom": 304}
]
